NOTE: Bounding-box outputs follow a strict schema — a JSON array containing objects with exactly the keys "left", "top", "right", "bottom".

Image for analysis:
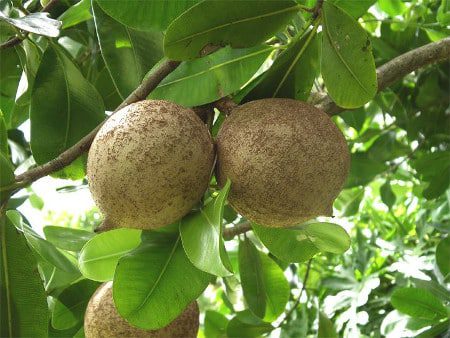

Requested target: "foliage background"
[{"left": 0, "top": 0, "right": 449, "bottom": 337}]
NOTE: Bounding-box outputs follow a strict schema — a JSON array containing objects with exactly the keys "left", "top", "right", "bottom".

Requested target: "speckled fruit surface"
[
  {"left": 216, "top": 98, "right": 350, "bottom": 227},
  {"left": 84, "top": 282, "right": 199, "bottom": 338},
  {"left": 87, "top": 100, "right": 214, "bottom": 229}
]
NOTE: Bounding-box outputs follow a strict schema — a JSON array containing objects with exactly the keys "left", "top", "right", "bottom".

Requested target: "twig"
[
  {"left": 223, "top": 222, "right": 252, "bottom": 240},
  {"left": 277, "top": 259, "right": 313, "bottom": 328},
  {"left": 317, "top": 37, "right": 450, "bottom": 115},
  {"left": 0, "top": 0, "right": 61, "bottom": 50},
  {"left": 14, "top": 59, "right": 181, "bottom": 185}
]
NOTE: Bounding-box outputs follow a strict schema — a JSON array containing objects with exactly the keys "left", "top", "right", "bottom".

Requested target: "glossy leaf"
[
  {"left": 227, "top": 310, "right": 273, "bottom": 338},
  {"left": 391, "top": 288, "right": 447, "bottom": 320},
  {"left": 0, "top": 215, "right": 48, "bottom": 337},
  {"left": 78, "top": 228, "right": 141, "bottom": 282},
  {"left": 30, "top": 43, "right": 105, "bottom": 180},
  {"left": 321, "top": 1, "right": 377, "bottom": 108},
  {"left": 92, "top": 2, "right": 163, "bottom": 101},
  {"left": 151, "top": 45, "right": 272, "bottom": 107},
  {"left": 114, "top": 232, "right": 211, "bottom": 329},
  {"left": 164, "top": 0, "right": 299, "bottom": 60},
  {"left": 245, "top": 28, "right": 319, "bottom": 101},
  {"left": 30, "top": 45, "right": 104, "bottom": 179},
  {"left": 238, "top": 237, "right": 289, "bottom": 321},
  {"left": 0, "top": 11, "right": 60, "bottom": 37},
  {"left": 436, "top": 236, "right": 450, "bottom": 278},
  {"left": 59, "top": 0, "right": 92, "bottom": 29},
  {"left": 44, "top": 225, "right": 94, "bottom": 252},
  {"left": 253, "top": 222, "right": 350, "bottom": 263},
  {"left": 95, "top": 0, "right": 198, "bottom": 31},
  {"left": 39, "top": 261, "right": 81, "bottom": 294},
  {"left": 180, "top": 180, "right": 232, "bottom": 277},
  {"left": 52, "top": 279, "right": 100, "bottom": 330},
  {"left": 7, "top": 210, "right": 79, "bottom": 274},
  {"left": 15, "top": 40, "right": 41, "bottom": 108}
]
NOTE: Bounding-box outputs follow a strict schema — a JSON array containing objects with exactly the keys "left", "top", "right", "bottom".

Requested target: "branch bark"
[
  {"left": 318, "top": 37, "right": 450, "bottom": 115},
  {"left": 223, "top": 222, "right": 252, "bottom": 240},
  {"left": 0, "top": 0, "right": 61, "bottom": 50}
]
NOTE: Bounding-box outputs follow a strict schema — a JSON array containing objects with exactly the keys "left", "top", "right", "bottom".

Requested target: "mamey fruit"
[
  {"left": 216, "top": 98, "right": 350, "bottom": 227},
  {"left": 84, "top": 282, "right": 199, "bottom": 338},
  {"left": 87, "top": 100, "right": 214, "bottom": 230}
]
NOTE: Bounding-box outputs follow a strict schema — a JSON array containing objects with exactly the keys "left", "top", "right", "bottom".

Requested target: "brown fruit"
[
  {"left": 84, "top": 282, "right": 199, "bottom": 338},
  {"left": 216, "top": 98, "right": 350, "bottom": 227},
  {"left": 87, "top": 100, "right": 214, "bottom": 230}
]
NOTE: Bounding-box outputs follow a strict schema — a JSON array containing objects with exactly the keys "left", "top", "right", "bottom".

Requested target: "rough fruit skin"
[
  {"left": 216, "top": 98, "right": 350, "bottom": 227},
  {"left": 84, "top": 282, "right": 199, "bottom": 338},
  {"left": 87, "top": 100, "right": 214, "bottom": 229}
]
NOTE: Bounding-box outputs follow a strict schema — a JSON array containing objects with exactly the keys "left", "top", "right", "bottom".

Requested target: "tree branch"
[
  {"left": 0, "top": 0, "right": 60, "bottom": 50},
  {"left": 317, "top": 37, "right": 450, "bottom": 115},
  {"left": 12, "top": 38, "right": 450, "bottom": 190},
  {"left": 223, "top": 222, "right": 252, "bottom": 240},
  {"left": 15, "top": 59, "right": 181, "bottom": 185}
]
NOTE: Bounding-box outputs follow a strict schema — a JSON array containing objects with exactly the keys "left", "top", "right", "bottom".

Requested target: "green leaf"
[
  {"left": 227, "top": 310, "right": 273, "bottom": 338},
  {"left": 58, "top": 0, "right": 92, "bottom": 29},
  {"left": 204, "top": 310, "right": 228, "bottom": 338},
  {"left": 238, "top": 237, "right": 289, "bottom": 321},
  {"left": 30, "top": 43, "right": 105, "bottom": 180},
  {"left": 151, "top": 45, "right": 272, "bottom": 107},
  {"left": 253, "top": 222, "right": 350, "bottom": 263},
  {"left": 318, "top": 312, "right": 337, "bottom": 338},
  {"left": 437, "top": 0, "right": 450, "bottom": 26},
  {"left": 321, "top": 1, "right": 377, "bottom": 108},
  {"left": 0, "top": 215, "right": 48, "bottom": 337},
  {"left": 29, "top": 193, "right": 44, "bottom": 210},
  {"left": 180, "top": 179, "right": 232, "bottom": 277},
  {"left": 52, "top": 279, "right": 100, "bottom": 330},
  {"left": 44, "top": 225, "right": 94, "bottom": 252},
  {"left": 7, "top": 210, "right": 79, "bottom": 274},
  {"left": 114, "top": 232, "right": 211, "bottom": 329},
  {"left": 412, "top": 278, "right": 450, "bottom": 303},
  {"left": 334, "top": 188, "right": 364, "bottom": 216},
  {"left": 164, "top": 0, "right": 299, "bottom": 60},
  {"left": 39, "top": 261, "right": 81, "bottom": 294},
  {"left": 0, "top": 110, "right": 7, "bottom": 155},
  {"left": 330, "top": 0, "right": 376, "bottom": 18},
  {"left": 380, "top": 181, "right": 396, "bottom": 209},
  {"left": 92, "top": 2, "right": 163, "bottom": 101},
  {"left": 95, "top": 0, "right": 198, "bottom": 31},
  {"left": 436, "top": 236, "right": 450, "bottom": 278},
  {"left": 412, "top": 152, "right": 450, "bottom": 199},
  {"left": 78, "top": 228, "right": 141, "bottom": 282},
  {"left": 345, "top": 152, "right": 387, "bottom": 188},
  {"left": 391, "top": 288, "right": 447, "bottom": 321},
  {"left": 13, "top": 39, "right": 42, "bottom": 107},
  {"left": 377, "top": 0, "right": 407, "bottom": 16},
  {"left": 0, "top": 152, "right": 14, "bottom": 202},
  {"left": 245, "top": 28, "right": 319, "bottom": 101},
  {"left": 0, "top": 11, "right": 60, "bottom": 37}
]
